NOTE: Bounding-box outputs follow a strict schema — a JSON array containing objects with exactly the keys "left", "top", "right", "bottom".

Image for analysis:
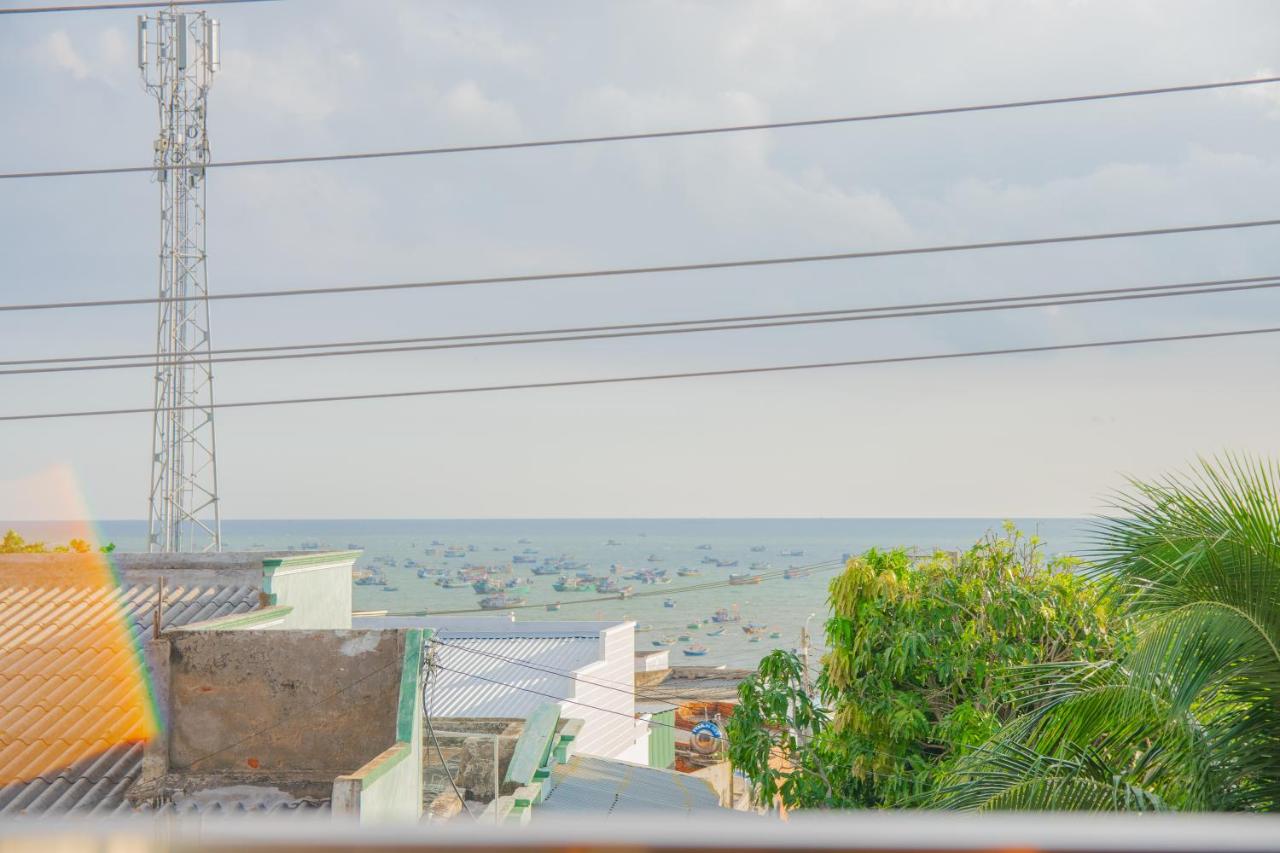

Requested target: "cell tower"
[{"left": 137, "top": 8, "right": 222, "bottom": 552}]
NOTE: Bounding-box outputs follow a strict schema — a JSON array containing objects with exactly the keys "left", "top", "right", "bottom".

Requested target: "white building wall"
[{"left": 569, "top": 622, "right": 647, "bottom": 760}]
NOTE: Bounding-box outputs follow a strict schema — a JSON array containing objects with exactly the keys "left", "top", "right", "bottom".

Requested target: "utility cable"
[
  {"left": 5, "top": 274, "right": 1277, "bottom": 376},
  {"left": 2, "top": 76, "right": 1276, "bottom": 179},
  {"left": 0, "top": 0, "right": 274, "bottom": 13},
  {"left": 2, "top": 324, "right": 1276, "bottom": 422},
  {"left": 2, "top": 216, "right": 1276, "bottom": 313},
  {"left": 424, "top": 644, "right": 478, "bottom": 821}
]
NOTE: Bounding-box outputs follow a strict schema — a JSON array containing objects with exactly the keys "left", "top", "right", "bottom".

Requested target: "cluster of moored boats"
[
  {"left": 351, "top": 538, "right": 816, "bottom": 614},
  {"left": 644, "top": 606, "right": 784, "bottom": 656}
]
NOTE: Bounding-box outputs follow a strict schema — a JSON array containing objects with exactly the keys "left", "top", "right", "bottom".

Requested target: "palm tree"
[{"left": 933, "top": 455, "right": 1280, "bottom": 811}]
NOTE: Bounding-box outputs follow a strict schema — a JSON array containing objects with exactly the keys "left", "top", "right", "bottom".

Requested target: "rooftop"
[
  {"left": 0, "top": 581, "right": 261, "bottom": 816},
  {"left": 537, "top": 755, "right": 723, "bottom": 817}
]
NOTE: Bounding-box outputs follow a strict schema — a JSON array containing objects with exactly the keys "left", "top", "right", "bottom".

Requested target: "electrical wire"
[
  {"left": 6, "top": 274, "right": 1277, "bottom": 376},
  {"left": 424, "top": 647, "right": 478, "bottom": 821},
  {"left": 430, "top": 639, "right": 685, "bottom": 711},
  {"left": 2, "top": 75, "right": 1276, "bottom": 179},
  {"left": 3, "top": 216, "right": 1276, "bottom": 313},
  {"left": 2, "top": 324, "right": 1276, "bottom": 423},
  {"left": 0, "top": 0, "right": 274, "bottom": 13},
  {"left": 432, "top": 662, "right": 683, "bottom": 731}
]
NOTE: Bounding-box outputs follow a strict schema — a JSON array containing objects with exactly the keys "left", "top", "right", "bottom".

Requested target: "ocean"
[{"left": 8, "top": 518, "right": 1092, "bottom": 669}]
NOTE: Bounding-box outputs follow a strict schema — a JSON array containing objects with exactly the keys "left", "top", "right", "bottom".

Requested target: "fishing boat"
[
  {"left": 646, "top": 554, "right": 664, "bottom": 562},
  {"left": 439, "top": 577, "right": 471, "bottom": 589},
  {"left": 768, "top": 630, "right": 782, "bottom": 639},
  {"left": 491, "top": 546, "right": 507, "bottom": 551},
  {"left": 706, "top": 627, "right": 726, "bottom": 637},
  {"left": 686, "top": 622, "right": 702, "bottom": 630},
  {"left": 532, "top": 562, "right": 562, "bottom": 575},
  {"left": 748, "top": 636, "right": 761, "bottom": 643},
  {"left": 779, "top": 548, "right": 804, "bottom": 557},
  {"left": 748, "top": 562, "right": 771, "bottom": 571},
  {"left": 677, "top": 567, "right": 701, "bottom": 577},
  {"left": 783, "top": 566, "right": 810, "bottom": 579},
  {"left": 416, "top": 568, "right": 430, "bottom": 579},
  {"left": 699, "top": 556, "right": 718, "bottom": 565},
  {"left": 546, "top": 602, "right": 561, "bottom": 612},
  {"left": 521, "top": 548, "right": 539, "bottom": 555},
  {"left": 617, "top": 586, "right": 635, "bottom": 600},
  {"left": 606, "top": 539, "right": 622, "bottom": 546},
  {"left": 749, "top": 545, "right": 766, "bottom": 552},
  {"left": 711, "top": 607, "right": 740, "bottom": 623},
  {"left": 677, "top": 634, "right": 693, "bottom": 643},
  {"left": 715, "top": 559, "right": 739, "bottom": 568},
  {"left": 636, "top": 623, "right": 653, "bottom": 631},
  {"left": 553, "top": 576, "right": 591, "bottom": 593},
  {"left": 512, "top": 555, "right": 536, "bottom": 564},
  {"left": 663, "top": 598, "right": 677, "bottom": 608},
  {"left": 517, "top": 538, "right": 532, "bottom": 544},
  {"left": 443, "top": 549, "right": 466, "bottom": 558},
  {"left": 480, "top": 593, "right": 525, "bottom": 610},
  {"left": 695, "top": 544, "right": 712, "bottom": 550},
  {"left": 382, "top": 585, "right": 399, "bottom": 592},
  {"left": 743, "top": 623, "right": 769, "bottom": 638},
  {"left": 683, "top": 644, "right": 709, "bottom": 656},
  {"left": 729, "top": 573, "right": 763, "bottom": 585},
  {"left": 353, "top": 574, "right": 384, "bottom": 587},
  {"left": 652, "top": 636, "right": 675, "bottom": 648}
]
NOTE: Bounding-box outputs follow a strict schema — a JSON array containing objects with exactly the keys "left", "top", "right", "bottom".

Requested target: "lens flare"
[{"left": 0, "top": 465, "right": 159, "bottom": 785}]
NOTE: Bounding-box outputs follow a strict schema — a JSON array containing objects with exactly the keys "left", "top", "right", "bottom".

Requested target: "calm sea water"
[{"left": 10, "top": 518, "right": 1091, "bottom": 668}]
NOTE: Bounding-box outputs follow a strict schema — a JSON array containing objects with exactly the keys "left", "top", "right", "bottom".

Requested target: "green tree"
[
  {"left": 727, "top": 525, "right": 1115, "bottom": 809},
  {"left": 0, "top": 529, "right": 115, "bottom": 554},
  {"left": 933, "top": 456, "right": 1280, "bottom": 811}
]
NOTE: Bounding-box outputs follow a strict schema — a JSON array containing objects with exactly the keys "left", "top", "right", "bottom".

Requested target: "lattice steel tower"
[{"left": 138, "top": 8, "right": 222, "bottom": 552}]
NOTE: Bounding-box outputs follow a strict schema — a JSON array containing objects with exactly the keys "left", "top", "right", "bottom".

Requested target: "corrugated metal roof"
[
  {"left": 538, "top": 755, "right": 722, "bottom": 816},
  {"left": 426, "top": 633, "right": 602, "bottom": 719},
  {"left": 0, "top": 582, "right": 261, "bottom": 817}
]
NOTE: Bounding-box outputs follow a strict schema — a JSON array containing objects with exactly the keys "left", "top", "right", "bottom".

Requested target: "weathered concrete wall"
[
  {"left": 333, "top": 628, "right": 423, "bottom": 823},
  {"left": 167, "top": 629, "right": 402, "bottom": 777}
]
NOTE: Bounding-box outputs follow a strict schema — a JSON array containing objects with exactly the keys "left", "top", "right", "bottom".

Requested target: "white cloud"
[
  {"left": 438, "top": 80, "right": 522, "bottom": 137},
  {"left": 38, "top": 30, "right": 91, "bottom": 80}
]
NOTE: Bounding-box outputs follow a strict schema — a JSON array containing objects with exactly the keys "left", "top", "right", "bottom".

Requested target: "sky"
[{"left": 0, "top": 0, "right": 1277, "bottom": 520}]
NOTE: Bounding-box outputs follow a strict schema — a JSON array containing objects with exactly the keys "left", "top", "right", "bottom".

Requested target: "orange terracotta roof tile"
[{"left": 0, "top": 581, "right": 260, "bottom": 816}]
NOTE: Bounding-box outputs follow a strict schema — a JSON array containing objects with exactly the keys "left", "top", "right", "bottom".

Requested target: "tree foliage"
[
  {"left": 932, "top": 456, "right": 1280, "bottom": 812},
  {"left": 0, "top": 529, "right": 114, "bottom": 554},
  {"left": 728, "top": 525, "right": 1115, "bottom": 808}
]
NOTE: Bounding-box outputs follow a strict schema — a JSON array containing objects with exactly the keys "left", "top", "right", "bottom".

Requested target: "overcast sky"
[{"left": 1, "top": 0, "right": 1277, "bottom": 520}]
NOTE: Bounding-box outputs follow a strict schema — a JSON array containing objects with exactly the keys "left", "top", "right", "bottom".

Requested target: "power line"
[
  {"left": 3, "top": 216, "right": 1278, "bottom": 313},
  {"left": 3, "top": 76, "right": 1276, "bottom": 179},
  {"left": 431, "top": 662, "right": 682, "bottom": 731},
  {"left": 6, "top": 274, "right": 1278, "bottom": 377},
  {"left": 424, "top": 651, "right": 478, "bottom": 821},
  {"left": 2, "top": 324, "right": 1276, "bottom": 423},
  {"left": 12, "top": 272, "right": 1277, "bottom": 368},
  {"left": 430, "top": 639, "right": 685, "bottom": 712},
  {"left": 0, "top": 0, "right": 273, "bottom": 13}
]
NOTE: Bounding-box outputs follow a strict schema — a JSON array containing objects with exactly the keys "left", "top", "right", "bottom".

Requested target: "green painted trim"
[
  {"left": 397, "top": 628, "right": 423, "bottom": 742},
  {"left": 169, "top": 605, "right": 294, "bottom": 632},
  {"left": 261, "top": 550, "right": 361, "bottom": 594},
  {"left": 342, "top": 741, "right": 411, "bottom": 786},
  {"left": 533, "top": 767, "right": 551, "bottom": 781},
  {"left": 261, "top": 550, "right": 362, "bottom": 570},
  {"left": 505, "top": 703, "right": 560, "bottom": 787}
]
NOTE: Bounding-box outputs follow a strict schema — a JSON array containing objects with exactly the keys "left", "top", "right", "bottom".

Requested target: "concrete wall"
[
  {"left": 262, "top": 552, "right": 356, "bottom": 630},
  {"left": 166, "top": 629, "right": 403, "bottom": 777},
  {"left": 333, "top": 628, "right": 424, "bottom": 823}
]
